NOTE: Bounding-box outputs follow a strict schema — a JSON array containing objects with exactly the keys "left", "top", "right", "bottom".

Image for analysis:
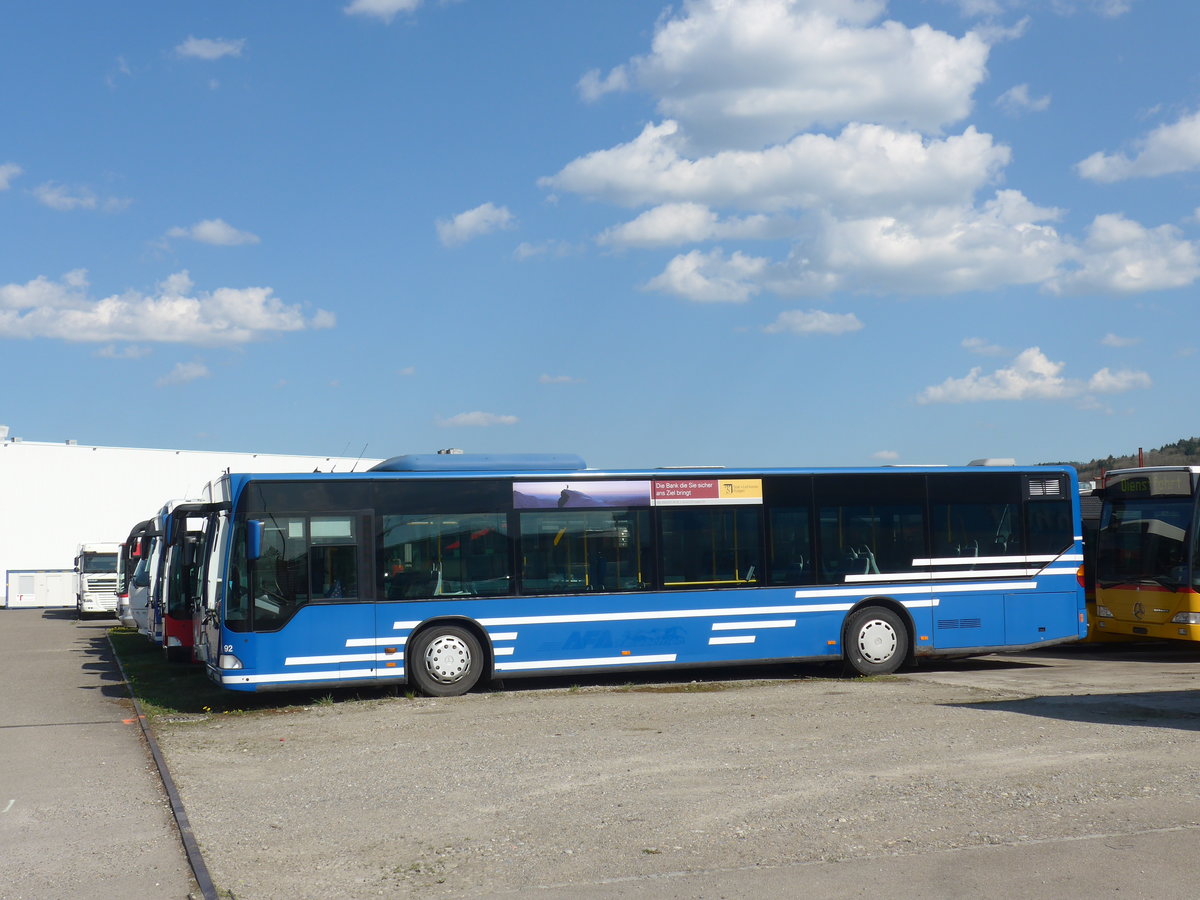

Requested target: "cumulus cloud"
[
  {"left": 962, "top": 336, "right": 1006, "bottom": 355},
  {"left": 995, "top": 84, "right": 1050, "bottom": 115},
  {"left": 1100, "top": 333, "right": 1140, "bottom": 348},
  {"left": 343, "top": 0, "right": 422, "bottom": 23},
  {"left": 436, "top": 202, "right": 515, "bottom": 246},
  {"left": 436, "top": 411, "right": 519, "bottom": 427},
  {"left": 643, "top": 248, "right": 767, "bottom": 302},
  {"left": 607, "top": 0, "right": 989, "bottom": 151},
  {"left": 33, "top": 182, "right": 130, "bottom": 212},
  {"left": 175, "top": 36, "right": 246, "bottom": 60},
  {"left": 598, "top": 203, "right": 782, "bottom": 248},
  {"left": 166, "top": 218, "right": 260, "bottom": 246},
  {"left": 0, "top": 163, "right": 21, "bottom": 190},
  {"left": 917, "top": 347, "right": 1151, "bottom": 403},
  {"left": 544, "top": 120, "right": 1010, "bottom": 215},
  {"left": 763, "top": 309, "right": 863, "bottom": 335},
  {"left": 1077, "top": 109, "right": 1200, "bottom": 182},
  {"left": 0, "top": 270, "right": 334, "bottom": 346},
  {"left": 873, "top": 450, "right": 900, "bottom": 461},
  {"left": 542, "top": 0, "right": 1199, "bottom": 303},
  {"left": 1048, "top": 214, "right": 1200, "bottom": 295},
  {"left": 156, "top": 361, "right": 210, "bottom": 387}
]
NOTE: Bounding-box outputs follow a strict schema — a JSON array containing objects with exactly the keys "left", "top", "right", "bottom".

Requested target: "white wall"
[{"left": 1, "top": 440, "right": 382, "bottom": 607}]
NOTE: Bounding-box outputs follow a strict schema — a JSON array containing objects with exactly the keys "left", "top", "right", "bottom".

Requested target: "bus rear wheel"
[
  {"left": 409, "top": 625, "right": 484, "bottom": 697},
  {"left": 843, "top": 606, "right": 907, "bottom": 676}
]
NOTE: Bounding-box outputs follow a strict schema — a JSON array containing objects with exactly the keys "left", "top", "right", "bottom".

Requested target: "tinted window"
[
  {"left": 928, "top": 473, "right": 1023, "bottom": 559},
  {"left": 659, "top": 507, "right": 762, "bottom": 588},
  {"left": 380, "top": 513, "right": 510, "bottom": 599},
  {"left": 520, "top": 509, "right": 652, "bottom": 594},
  {"left": 814, "top": 475, "right": 927, "bottom": 583}
]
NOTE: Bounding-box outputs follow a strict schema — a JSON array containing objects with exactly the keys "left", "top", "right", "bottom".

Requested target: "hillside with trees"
[{"left": 1044, "top": 437, "right": 1200, "bottom": 480}]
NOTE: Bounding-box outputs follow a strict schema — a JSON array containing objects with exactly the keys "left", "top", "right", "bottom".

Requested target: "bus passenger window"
[
  {"left": 379, "top": 513, "right": 510, "bottom": 600},
  {"left": 768, "top": 508, "right": 813, "bottom": 585},
  {"left": 520, "top": 509, "right": 651, "bottom": 594},
  {"left": 659, "top": 507, "right": 761, "bottom": 588}
]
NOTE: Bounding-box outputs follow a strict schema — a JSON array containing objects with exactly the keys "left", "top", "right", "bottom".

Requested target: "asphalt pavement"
[{"left": 0, "top": 609, "right": 196, "bottom": 900}]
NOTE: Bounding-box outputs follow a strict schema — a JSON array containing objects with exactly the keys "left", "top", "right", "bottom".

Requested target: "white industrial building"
[{"left": 0, "top": 431, "right": 382, "bottom": 608}]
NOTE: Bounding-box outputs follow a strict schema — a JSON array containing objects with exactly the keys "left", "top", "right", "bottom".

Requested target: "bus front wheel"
[
  {"left": 843, "top": 606, "right": 907, "bottom": 676},
  {"left": 409, "top": 625, "right": 484, "bottom": 697}
]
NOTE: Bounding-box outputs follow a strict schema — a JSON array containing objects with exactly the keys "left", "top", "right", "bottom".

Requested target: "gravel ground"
[{"left": 154, "top": 663, "right": 1200, "bottom": 899}]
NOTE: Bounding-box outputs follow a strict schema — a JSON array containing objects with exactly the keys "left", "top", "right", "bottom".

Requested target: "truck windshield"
[
  {"left": 82, "top": 553, "right": 119, "bottom": 573},
  {"left": 1096, "top": 497, "right": 1194, "bottom": 588}
]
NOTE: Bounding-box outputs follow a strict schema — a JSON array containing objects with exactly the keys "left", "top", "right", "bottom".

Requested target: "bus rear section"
[{"left": 1093, "top": 467, "right": 1200, "bottom": 642}]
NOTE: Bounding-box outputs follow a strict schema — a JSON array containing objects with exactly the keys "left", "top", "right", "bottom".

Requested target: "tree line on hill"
[{"left": 1043, "top": 436, "right": 1200, "bottom": 481}]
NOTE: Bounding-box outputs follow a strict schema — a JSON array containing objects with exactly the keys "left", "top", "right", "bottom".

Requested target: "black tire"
[
  {"left": 842, "top": 605, "right": 907, "bottom": 676},
  {"left": 408, "top": 625, "right": 485, "bottom": 697}
]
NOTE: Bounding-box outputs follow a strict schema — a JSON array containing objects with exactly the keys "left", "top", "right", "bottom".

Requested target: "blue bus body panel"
[{"left": 214, "top": 545, "right": 1084, "bottom": 691}]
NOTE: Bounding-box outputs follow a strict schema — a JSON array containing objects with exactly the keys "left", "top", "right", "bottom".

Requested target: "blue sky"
[{"left": 1, "top": 0, "right": 1196, "bottom": 469}]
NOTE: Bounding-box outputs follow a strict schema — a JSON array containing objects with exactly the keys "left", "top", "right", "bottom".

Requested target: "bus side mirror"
[{"left": 246, "top": 520, "right": 264, "bottom": 561}]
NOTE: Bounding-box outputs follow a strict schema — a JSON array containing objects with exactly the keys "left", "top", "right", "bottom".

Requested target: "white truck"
[{"left": 74, "top": 542, "right": 121, "bottom": 617}]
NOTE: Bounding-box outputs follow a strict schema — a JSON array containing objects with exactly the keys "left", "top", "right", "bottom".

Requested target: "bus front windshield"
[{"left": 1097, "top": 497, "right": 1195, "bottom": 589}]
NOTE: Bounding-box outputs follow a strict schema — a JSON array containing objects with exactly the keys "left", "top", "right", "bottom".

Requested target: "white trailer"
[{"left": 1, "top": 437, "right": 381, "bottom": 609}]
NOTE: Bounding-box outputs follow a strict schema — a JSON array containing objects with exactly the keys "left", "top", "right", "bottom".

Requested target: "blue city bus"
[{"left": 194, "top": 454, "right": 1086, "bottom": 694}]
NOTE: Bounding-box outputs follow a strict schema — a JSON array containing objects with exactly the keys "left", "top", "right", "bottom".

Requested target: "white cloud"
[
  {"left": 436, "top": 411, "right": 519, "bottom": 427},
  {"left": 544, "top": 120, "right": 1010, "bottom": 216},
  {"left": 544, "top": 0, "right": 1197, "bottom": 303},
  {"left": 995, "top": 84, "right": 1050, "bottom": 115},
  {"left": 436, "top": 202, "right": 515, "bottom": 246},
  {"left": 32, "top": 182, "right": 130, "bottom": 212},
  {"left": 644, "top": 248, "right": 767, "bottom": 302},
  {"left": 156, "top": 361, "right": 210, "bottom": 387},
  {"left": 538, "top": 374, "right": 582, "bottom": 384},
  {"left": 0, "top": 163, "right": 21, "bottom": 190},
  {"left": 1100, "top": 333, "right": 1140, "bottom": 348},
  {"left": 175, "top": 36, "right": 246, "bottom": 60},
  {"left": 917, "top": 347, "right": 1151, "bottom": 404},
  {"left": 0, "top": 270, "right": 334, "bottom": 346},
  {"left": 1088, "top": 367, "right": 1151, "bottom": 393},
  {"left": 1077, "top": 109, "right": 1200, "bottom": 182},
  {"left": 763, "top": 309, "right": 863, "bottom": 335},
  {"left": 872, "top": 450, "right": 900, "bottom": 461},
  {"left": 166, "top": 219, "right": 260, "bottom": 246},
  {"left": 611, "top": 0, "right": 988, "bottom": 151},
  {"left": 343, "top": 0, "right": 422, "bottom": 23},
  {"left": 962, "top": 336, "right": 1006, "bottom": 355},
  {"left": 1048, "top": 214, "right": 1200, "bottom": 295},
  {"left": 598, "top": 203, "right": 781, "bottom": 248},
  {"left": 578, "top": 66, "right": 630, "bottom": 102},
  {"left": 96, "top": 344, "right": 151, "bottom": 359}
]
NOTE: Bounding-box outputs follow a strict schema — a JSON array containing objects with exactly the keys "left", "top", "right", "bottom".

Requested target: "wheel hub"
[
  {"left": 857, "top": 619, "right": 897, "bottom": 663},
  {"left": 423, "top": 634, "right": 472, "bottom": 684}
]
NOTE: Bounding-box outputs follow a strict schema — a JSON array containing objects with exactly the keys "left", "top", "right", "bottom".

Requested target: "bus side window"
[
  {"left": 659, "top": 507, "right": 761, "bottom": 588},
  {"left": 768, "top": 507, "right": 813, "bottom": 585},
  {"left": 1025, "top": 498, "right": 1073, "bottom": 556}
]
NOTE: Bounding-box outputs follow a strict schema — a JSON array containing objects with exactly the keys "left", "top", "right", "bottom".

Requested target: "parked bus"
[
  {"left": 1092, "top": 466, "right": 1200, "bottom": 642},
  {"left": 194, "top": 455, "right": 1086, "bottom": 694},
  {"left": 159, "top": 502, "right": 217, "bottom": 661},
  {"left": 117, "top": 519, "right": 154, "bottom": 628}
]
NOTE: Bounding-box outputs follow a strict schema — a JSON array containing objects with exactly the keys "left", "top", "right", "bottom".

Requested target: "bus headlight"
[
  {"left": 1170, "top": 612, "right": 1200, "bottom": 625},
  {"left": 1095, "top": 605, "right": 1114, "bottom": 618},
  {"left": 218, "top": 654, "right": 244, "bottom": 670}
]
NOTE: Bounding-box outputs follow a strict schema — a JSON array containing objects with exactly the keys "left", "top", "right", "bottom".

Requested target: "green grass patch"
[{"left": 108, "top": 627, "right": 301, "bottom": 718}]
